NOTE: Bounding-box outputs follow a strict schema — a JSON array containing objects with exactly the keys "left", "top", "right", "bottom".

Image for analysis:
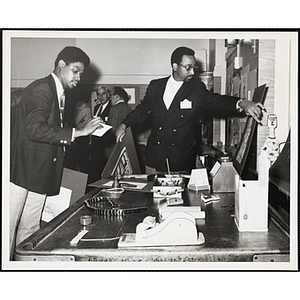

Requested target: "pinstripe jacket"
[{"left": 11, "top": 75, "right": 73, "bottom": 196}]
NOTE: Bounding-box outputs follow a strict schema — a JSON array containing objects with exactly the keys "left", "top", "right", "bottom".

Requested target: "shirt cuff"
[
  {"left": 71, "top": 128, "right": 75, "bottom": 142},
  {"left": 236, "top": 99, "right": 243, "bottom": 112}
]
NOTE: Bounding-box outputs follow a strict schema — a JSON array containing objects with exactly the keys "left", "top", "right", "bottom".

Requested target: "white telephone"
[
  {"left": 118, "top": 212, "right": 205, "bottom": 247},
  {"left": 261, "top": 114, "right": 279, "bottom": 165}
]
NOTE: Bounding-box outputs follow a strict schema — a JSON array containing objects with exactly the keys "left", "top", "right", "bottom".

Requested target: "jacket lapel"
[
  {"left": 101, "top": 102, "right": 111, "bottom": 117},
  {"left": 47, "top": 74, "right": 61, "bottom": 127},
  {"left": 156, "top": 77, "right": 170, "bottom": 114},
  {"left": 168, "top": 81, "right": 191, "bottom": 112}
]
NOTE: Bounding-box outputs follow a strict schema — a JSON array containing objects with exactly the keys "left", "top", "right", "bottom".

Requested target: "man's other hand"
[
  {"left": 115, "top": 123, "right": 126, "bottom": 142},
  {"left": 238, "top": 100, "right": 266, "bottom": 124}
]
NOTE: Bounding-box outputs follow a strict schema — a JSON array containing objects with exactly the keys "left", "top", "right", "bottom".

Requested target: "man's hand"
[
  {"left": 74, "top": 117, "right": 103, "bottom": 138},
  {"left": 238, "top": 100, "right": 266, "bottom": 124},
  {"left": 115, "top": 123, "right": 126, "bottom": 142}
]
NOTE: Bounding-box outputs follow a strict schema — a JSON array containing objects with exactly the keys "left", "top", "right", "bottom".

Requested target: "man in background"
[
  {"left": 10, "top": 46, "right": 102, "bottom": 258},
  {"left": 89, "top": 86, "right": 112, "bottom": 183},
  {"left": 105, "top": 86, "right": 132, "bottom": 158}
]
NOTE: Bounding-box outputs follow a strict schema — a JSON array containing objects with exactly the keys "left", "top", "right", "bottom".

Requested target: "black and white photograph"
[
  {"left": 3, "top": 28, "right": 298, "bottom": 268},
  {"left": 1, "top": 26, "right": 299, "bottom": 298}
]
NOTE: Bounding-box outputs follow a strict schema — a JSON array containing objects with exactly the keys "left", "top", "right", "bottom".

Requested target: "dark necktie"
[
  {"left": 59, "top": 92, "right": 66, "bottom": 152},
  {"left": 59, "top": 92, "right": 65, "bottom": 128},
  {"left": 94, "top": 104, "right": 102, "bottom": 117}
]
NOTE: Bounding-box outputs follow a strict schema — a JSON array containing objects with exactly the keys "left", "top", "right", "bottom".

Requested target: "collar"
[
  {"left": 51, "top": 73, "right": 64, "bottom": 99},
  {"left": 168, "top": 75, "right": 184, "bottom": 88},
  {"left": 102, "top": 101, "right": 109, "bottom": 109},
  {"left": 115, "top": 100, "right": 125, "bottom": 105}
]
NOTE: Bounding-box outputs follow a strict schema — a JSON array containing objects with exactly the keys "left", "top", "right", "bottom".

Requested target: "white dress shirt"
[
  {"left": 163, "top": 76, "right": 183, "bottom": 110},
  {"left": 51, "top": 73, "right": 64, "bottom": 104},
  {"left": 51, "top": 73, "right": 75, "bottom": 141}
]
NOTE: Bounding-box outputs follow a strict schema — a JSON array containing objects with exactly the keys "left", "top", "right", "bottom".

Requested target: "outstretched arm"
[{"left": 238, "top": 100, "right": 266, "bottom": 124}]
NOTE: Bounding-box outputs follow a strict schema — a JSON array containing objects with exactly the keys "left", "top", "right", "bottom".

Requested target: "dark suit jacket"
[
  {"left": 107, "top": 101, "right": 132, "bottom": 133},
  {"left": 105, "top": 101, "right": 132, "bottom": 157},
  {"left": 122, "top": 76, "right": 242, "bottom": 172},
  {"left": 10, "top": 75, "right": 73, "bottom": 196},
  {"left": 94, "top": 101, "right": 111, "bottom": 121}
]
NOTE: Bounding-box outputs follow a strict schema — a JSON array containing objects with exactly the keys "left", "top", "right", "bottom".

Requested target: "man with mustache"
[
  {"left": 10, "top": 46, "right": 102, "bottom": 258},
  {"left": 116, "top": 46, "right": 265, "bottom": 174}
]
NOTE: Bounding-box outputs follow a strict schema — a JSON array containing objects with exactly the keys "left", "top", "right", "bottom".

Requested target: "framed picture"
[
  {"left": 233, "top": 84, "right": 267, "bottom": 175},
  {"left": 124, "top": 88, "right": 136, "bottom": 105}
]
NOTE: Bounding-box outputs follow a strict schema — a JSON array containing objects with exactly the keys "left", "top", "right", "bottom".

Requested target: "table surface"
[{"left": 14, "top": 186, "right": 290, "bottom": 263}]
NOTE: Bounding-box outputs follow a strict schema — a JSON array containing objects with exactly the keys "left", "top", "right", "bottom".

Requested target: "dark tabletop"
[{"left": 15, "top": 187, "right": 289, "bottom": 263}]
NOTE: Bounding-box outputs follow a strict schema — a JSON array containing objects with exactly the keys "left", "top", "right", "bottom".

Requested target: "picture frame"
[
  {"left": 233, "top": 84, "right": 267, "bottom": 176},
  {"left": 124, "top": 88, "right": 136, "bottom": 105}
]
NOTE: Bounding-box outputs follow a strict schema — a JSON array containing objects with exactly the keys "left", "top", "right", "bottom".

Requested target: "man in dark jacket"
[
  {"left": 89, "top": 86, "right": 112, "bottom": 183},
  {"left": 116, "top": 46, "right": 265, "bottom": 174},
  {"left": 105, "top": 86, "right": 132, "bottom": 158},
  {"left": 10, "top": 46, "right": 102, "bottom": 255}
]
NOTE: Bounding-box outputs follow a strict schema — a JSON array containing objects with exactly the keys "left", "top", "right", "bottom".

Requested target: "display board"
[{"left": 233, "top": 84, "right": 267, "bottom": 175}]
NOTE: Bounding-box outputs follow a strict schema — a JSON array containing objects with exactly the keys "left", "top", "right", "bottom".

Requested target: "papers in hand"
[{"left": 92, "top": 124, "right": 112, "bottom": 137}]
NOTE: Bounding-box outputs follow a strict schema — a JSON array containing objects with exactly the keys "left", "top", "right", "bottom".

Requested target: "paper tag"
[
  {"left": 180, "top": 99, "right": 192, "bottom": 109},
  {"left": 189, "top": 169, "right": 209, "bottom": 186},
  {"left": 92, "top": 124, "right": 112, "bottom": 137},
  {"left": 209, "top": 161, "right": 221, "bottom": 178}
]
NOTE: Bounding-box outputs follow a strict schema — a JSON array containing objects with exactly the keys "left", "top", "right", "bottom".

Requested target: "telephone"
[
  {"left": 261, "top": 114, "right": 280, "bottom": 164},
  {"left": 118, "top": 212, "right": 205, "bottom": 247}
]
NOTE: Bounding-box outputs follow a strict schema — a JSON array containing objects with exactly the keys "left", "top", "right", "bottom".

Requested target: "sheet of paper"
[
  {"left": 92, "top": 124, "right": 112, "bottom": 137},
  {"left": 103, "top": 180, "right": 148, "bottom": 190},
  {"left": 88, "top": 178, "right": 154, "bottom": 192},
  {"left": 42, "top": 187, "right": 72, "bottom": 222}
]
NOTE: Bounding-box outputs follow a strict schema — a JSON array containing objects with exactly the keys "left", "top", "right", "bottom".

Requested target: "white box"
[{"left": 234, "top": 152, "right": 269, "bottom": 232}]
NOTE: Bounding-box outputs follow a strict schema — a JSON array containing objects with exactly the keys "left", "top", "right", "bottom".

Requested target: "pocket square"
[{"left": 180, "top": 99, "right": 192, "bottom": 109}]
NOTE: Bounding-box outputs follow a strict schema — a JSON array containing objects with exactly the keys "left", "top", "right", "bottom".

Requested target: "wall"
[
  {"left": 273, "top": 38, "right": 293, "bottom": 142},
  {"left": 9, "top": 34, "right": 210, "bottom": 148},
  {"left": 11, "top": 37, "right": 210, "bottom": 87},
  {"left": 258, "top": 40, "right": 275, "bottom": 152},
  {"left": 213, "top": 39, "right": 227, "bottom": 145},
  {"left": 11, "top": 38, "right": 76, "bottom": 87}
]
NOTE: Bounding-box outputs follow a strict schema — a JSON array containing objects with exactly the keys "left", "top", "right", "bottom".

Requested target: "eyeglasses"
[{"left": 179, "top": 64, "right": 198, "bottom": 72}]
